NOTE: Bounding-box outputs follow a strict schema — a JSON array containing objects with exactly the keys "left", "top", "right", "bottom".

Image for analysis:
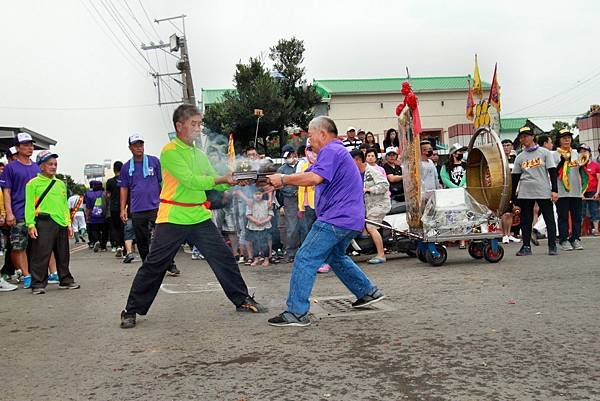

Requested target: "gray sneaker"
[
  {"left": 571, "top": 239, "right": 583, "bottom": 250},
  {"left": 560, "top": 241, "right": 574, "bottom": 251},
  {"left": 268, "top": 311, "right": 311, "bottom": 327},
  {"left": 352, "top": 288, "right": 386, "bottom": 309}
]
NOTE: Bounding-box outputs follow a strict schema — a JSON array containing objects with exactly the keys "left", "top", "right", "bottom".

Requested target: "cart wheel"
[
  {"left": 425, "top": 245, "right": 447, "bottom": 266},
  {"left": 417, "top": 248, "right": 427, "bottom": 263},
  {"left": 468, "top": 242, "right": 484, "bottom": 259},
  {"left": 483, "top": 244, "right": 504, "bottom": 263}
]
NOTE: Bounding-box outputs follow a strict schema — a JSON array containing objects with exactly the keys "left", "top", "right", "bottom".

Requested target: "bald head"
[
  {"left": 308, "top": 116, "right": 338, "bottom": 137},
  {"left": 307, "top": 116, "right": 339, "bottom": 153}
]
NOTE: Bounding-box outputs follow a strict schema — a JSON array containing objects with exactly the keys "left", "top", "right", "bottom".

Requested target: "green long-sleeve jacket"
[
  {"left": 156, "top": 137, "right": 229, "bottom": 225},
  {"left": 25, "top": 174, "right": 71, "bottom": 228}
]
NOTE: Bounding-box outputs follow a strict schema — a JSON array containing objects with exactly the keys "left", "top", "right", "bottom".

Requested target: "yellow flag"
[{"left": 473, "top": 54, "right": 483, "bottom": 100}]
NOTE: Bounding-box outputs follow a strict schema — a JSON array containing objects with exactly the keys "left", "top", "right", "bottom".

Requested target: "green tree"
[
  {"left": 56, "top": 173, "right": 86, "bottom": 196},
  {"left": 203, "top": 57, "right": 292, "bottom": 155},
  {"left": 203, "top": 38, "right": 321, "bottom": 155},
  {"left": 270, "top": 37, "right": 322, "bottom": 129}
]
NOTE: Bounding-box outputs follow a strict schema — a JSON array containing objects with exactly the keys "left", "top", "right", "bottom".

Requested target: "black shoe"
[
  {"left": 120, "top": 310, "right": 136, "bottom": 329},
  {"left": 31, "top": 287, "right": 46, "bottom": 295},
  {"left": 236, "top": 296, "right": 268, "bottom": 313},
  {"left": 352, "top": 288, "right": 385, "bottom": 309},
  {"left": 548, "top": 247, "right": 558, "bottom": 256},
  {"left": 516, "top": 245, "right": 532, "bottom": 256},
  {"left": 93, "top": 242, "right": 100, "bottom": 253},
  {"left": 531, "top": 233, "right": 540, "bottom": 246},
  {"left": 58, "top": 282, "right": 80, "bottom": 290},
  {"left": 122, "top": 253, "right": 135, "bottom": 264},
  {"left": 166, "top": 264, "right": 180, "bottom": 276},
  {"left": 268, "top": 311, "right": 310, "bottom": 327}
]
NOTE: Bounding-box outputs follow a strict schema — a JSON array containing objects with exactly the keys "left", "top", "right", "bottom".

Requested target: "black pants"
[
  {"left": 125, "top": 220, "right": 250, "bottom": 315},
  {"left": 131, "top": 209, "right": 158, "bottom": 262},
  {"left": 0, "top": 228, "right": 15, "bottom": 276},
  {"left": 519, "top": 199, "right": 556, "bottom": 248},
  {"left": 88, "top": 221, "right": 109, "bottom": 249},
  {"left": 556, "top": 197, "right": 582, "bottom": 242},
  {"left": 29, "top": 218, "right": 74, "bottom": 289},
  {"left": 109, "top": 212, "right": 124, "bottom": 248}
]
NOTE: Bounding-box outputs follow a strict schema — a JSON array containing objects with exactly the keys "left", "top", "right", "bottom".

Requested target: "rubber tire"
[
  {"left": 483, "top": 244, "right": 504, "bottom": 263},
  {"left": 425, "top": 245, "right": 447, "bottom": 266},
  {"left": 406, "top": 249, "right": 417, "bottom": 258},
  {"left": 417, "top": 248, "right": 428, "bottom": 263},
  {"left": 468, "top": 242, "right": 484, "bottom": 259}
]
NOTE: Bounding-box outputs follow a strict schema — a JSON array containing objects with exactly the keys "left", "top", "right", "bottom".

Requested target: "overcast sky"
[{"left": 2, "top": 0, "right": 598, "bottom": 181}]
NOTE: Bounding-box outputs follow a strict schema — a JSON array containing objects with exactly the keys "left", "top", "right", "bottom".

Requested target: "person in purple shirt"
[
  {"left": 118, "top": 134, "right": 179, "bottom": 275},
  {"left": 84, "top": 180, "right": 109, "bottom": 251},
  {"left": 266, "top": 116, "right": 385, "bottom": 327},
  {"left": 0, "top": 133, "right": 42, "bottom": 289}
]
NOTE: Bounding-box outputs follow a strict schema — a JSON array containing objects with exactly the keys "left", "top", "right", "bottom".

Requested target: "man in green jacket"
[
  {"left": 25, "top": 151, "right": 80, "bottom": 294},
  {"left": 120, "top": 104, "right": 267, "bottom": 329}
]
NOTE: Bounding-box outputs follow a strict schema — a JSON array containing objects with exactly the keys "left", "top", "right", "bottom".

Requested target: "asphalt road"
[{"left": 1, "top": 238, "right": 599, "bottom": 401}]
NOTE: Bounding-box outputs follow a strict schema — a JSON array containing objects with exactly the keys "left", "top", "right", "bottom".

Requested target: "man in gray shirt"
[
  {"left": 552, "top": 128, "right": 584, "bottom": 251},
  {"left": 512, "top": 126, "right": 558, "bottom": 256}
]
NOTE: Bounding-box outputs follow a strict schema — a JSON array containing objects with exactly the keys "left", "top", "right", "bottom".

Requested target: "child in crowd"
[{"left": 245, "top": 189, "right": 273, "bottom": 267}]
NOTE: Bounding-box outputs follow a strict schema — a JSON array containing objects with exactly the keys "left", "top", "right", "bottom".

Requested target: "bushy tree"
[{"left": 203, "top": 38, "right": 322, "bottom": 155}]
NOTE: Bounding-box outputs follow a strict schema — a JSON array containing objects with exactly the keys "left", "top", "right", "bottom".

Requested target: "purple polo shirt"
[
  {"left": 0, "top": 159, "right": 41, "bottom": 220},
  {"left": 308, "top": 139, "right": 365, "bottom": 232},
  {"left": 119, "top": 155, "right": 162, "bottom": 213}
]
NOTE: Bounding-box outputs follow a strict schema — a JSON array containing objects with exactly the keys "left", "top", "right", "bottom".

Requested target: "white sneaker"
[
  {"left": 502, "top": 235, "right": 510, "bottom": 244},
  {"left": 0, "top": 277, "right": 18, "bottom": 292},
  {"left": 508, "top": 235, "right": 521, "bottom": 243}
]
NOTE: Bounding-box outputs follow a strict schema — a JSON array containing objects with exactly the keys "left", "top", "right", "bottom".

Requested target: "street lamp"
[{"left": 253, "top": 108, "right": 264, "bottom": 148}]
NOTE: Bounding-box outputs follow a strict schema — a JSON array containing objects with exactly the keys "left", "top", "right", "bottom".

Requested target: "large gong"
[{"left": 466, "top": 127, "right": 511, "bottom": 214}]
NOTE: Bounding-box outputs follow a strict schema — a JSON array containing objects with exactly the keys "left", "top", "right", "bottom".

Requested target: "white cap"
[
  {"left": 385, "top": 146, "right": 398, "bottom": 155},
  {"left": 346, "top": 126, "right": 356, "bottom": 133},
  {"left": 16, "top": 132, "right": 34, "bottom": 144},
  {"left": 128, "top": 133, "right": 145, "bottom": 145},
  {"left": 448, "top": 143, "right": 467, "bottom": 155}
]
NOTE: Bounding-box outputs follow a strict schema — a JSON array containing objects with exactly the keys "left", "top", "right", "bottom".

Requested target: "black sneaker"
[
  {"left": 31, "top": 287, "right": 46, "bottom": 295},
  {"left": 352, "top": 288, "right": 385, "bottom": 309},
  {"left": 120, "top": 310, "right": 136, "bottom": 329},
  {"left": 268, "top": 311, "right": 310, "bottom": 327},
  {"left": 548, "top": 247, "right": 558, "bottom": 256},
  {"left": 58, "top": 282, "right": 80, "bottom": 290},
  {"left": 236, "top": 296, "right": 268, "bottom": 313},
  {"left": 530, "top": 232, "right": 539, "bottom": 246},
  {"left": 516, "top": 245, "right": 532, "bottom": 256},
  {"left": 166, "top": 264, "right": 180, "bottom": 277},
  {"left": 123, "top": 253, "right": 135, "bottom": 264}
]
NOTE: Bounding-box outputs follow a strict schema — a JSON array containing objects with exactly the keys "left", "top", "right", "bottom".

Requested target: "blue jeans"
[
  {"left": 583, "top": 192, "right": 599, "bottom": 222},
  {"left": 286, "top": 220, "right": 376, "bottom": 315}
]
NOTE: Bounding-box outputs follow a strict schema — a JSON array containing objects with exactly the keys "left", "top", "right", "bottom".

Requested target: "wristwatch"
[{"left": 280, "top": 174, "right": 285, "bottom": 186}]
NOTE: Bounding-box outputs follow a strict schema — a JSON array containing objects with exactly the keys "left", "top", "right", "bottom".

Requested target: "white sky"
[{"left": 1, "top": 0, "right": 598, "bottom": 181}]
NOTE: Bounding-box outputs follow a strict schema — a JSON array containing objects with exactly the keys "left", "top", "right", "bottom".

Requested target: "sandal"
[{"left": 367, "top": 257, "right": 386, "bottom": 264}]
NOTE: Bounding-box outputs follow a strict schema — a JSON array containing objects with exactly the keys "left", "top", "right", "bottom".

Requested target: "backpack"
[{"left": 91, "top": 194, "right": 107, "bottom": 218}]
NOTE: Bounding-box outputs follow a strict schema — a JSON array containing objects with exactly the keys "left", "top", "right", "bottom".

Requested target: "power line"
[
  {"left": 505, "top": 68, "right": 600, "bottom": 116},
  {"left": 137, "top": 0, "right": 161, "bottom": 40},
  {"left": 81, "top": 0, "right": 149, "bottom": 77}
]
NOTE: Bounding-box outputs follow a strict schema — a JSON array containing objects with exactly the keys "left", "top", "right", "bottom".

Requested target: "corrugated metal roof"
[
  {"left": 201, "top": 89, "right": 234, "bottom": 105},
  {"left": 500, "top": 117, "right": 529, "bottom": 132},
  {"left": 314, "top": 76, "right": 491, "bottom": 96}
]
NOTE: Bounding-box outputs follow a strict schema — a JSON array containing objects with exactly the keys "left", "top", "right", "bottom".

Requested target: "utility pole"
[{"left": 141, "top": 14, "right": 196, "bottom": 106}]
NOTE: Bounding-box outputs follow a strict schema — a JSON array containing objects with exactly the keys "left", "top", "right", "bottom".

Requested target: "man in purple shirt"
[
  {"left": 119, "top": 134, "right": 179, "bottom": 275},
  {"left": 266, "top": 116, "right": 384, "bottom": 327},
  {"left": 0, "top": 133, "right": 42, "bottom": 289}
]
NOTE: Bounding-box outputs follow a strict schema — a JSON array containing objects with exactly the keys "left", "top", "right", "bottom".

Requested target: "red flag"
[
  {"left": 466, "top": 79, "right": 475, "bottom": 121},
  {"left": 488, "top": 63, "right": 501, "bottom": 112}
]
